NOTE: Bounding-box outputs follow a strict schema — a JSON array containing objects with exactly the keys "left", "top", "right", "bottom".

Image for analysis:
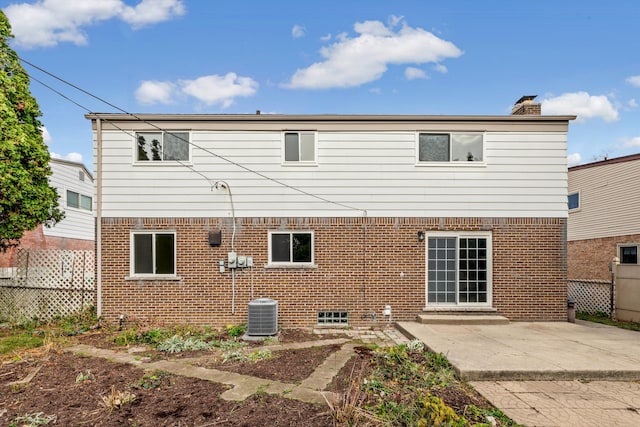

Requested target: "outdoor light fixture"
[{"left": 417, "top": 231, "right": 425, "bottom": 242}]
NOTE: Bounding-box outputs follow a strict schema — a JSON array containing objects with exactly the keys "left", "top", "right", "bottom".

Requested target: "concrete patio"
[{"left": 397, "top": 319, "right": 640, "bottom": 426}]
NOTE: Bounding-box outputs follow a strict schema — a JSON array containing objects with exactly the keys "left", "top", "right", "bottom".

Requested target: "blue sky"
[{"left": 2, "top": 0, "right": 639, "bottom": 168}]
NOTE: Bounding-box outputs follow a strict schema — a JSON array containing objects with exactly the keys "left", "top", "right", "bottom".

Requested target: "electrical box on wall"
[
  {"left": 237, "top": 256, "right": 247, "bottom": 268},
  {"left": 228, "top": 251, "right": 237, "bottom": 269},
  {"left": 208, "top": 230, "right": 222, "bottom": 247}
]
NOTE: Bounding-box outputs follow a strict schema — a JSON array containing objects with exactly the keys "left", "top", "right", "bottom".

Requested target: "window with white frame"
[
  {"left": 568, "top": 192, "right": 580, "bottom": 210},
  {"left": 131, "top": 231, "right": 176, "bottom": 276},
  {"left": 427, "top": 233, "right": 491, "bottom": 305},
  {"left": 269, "top": 231, "right": 314, "bottom": 264},
  {"left": 135, "top": 131, "right": 189, "bottom": 162},
  {"left": 619, "top": 244, "right": 639, "bottom": 265},
  {"left": 418, "top": 133, "right": 483, "bottom": 162},
  {"left": 283, "top": 131, "right": 316, "bottom": 163},
  {"left": 66, "top": 190, "right": 92, "bottom": 211}
]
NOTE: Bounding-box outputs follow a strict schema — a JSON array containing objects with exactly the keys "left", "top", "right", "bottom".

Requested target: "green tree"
[{"left": 0, "top": 11, "right": 63, "bottom": 251}]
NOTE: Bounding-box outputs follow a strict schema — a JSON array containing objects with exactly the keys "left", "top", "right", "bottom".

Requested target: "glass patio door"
[{"left": 426, "top": 235, "right": 490, "bottom": 305}]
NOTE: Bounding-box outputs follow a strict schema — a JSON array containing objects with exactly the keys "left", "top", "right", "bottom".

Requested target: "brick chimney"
[{"left": 512, "top": 95, "right": 541, "bottom": 115}]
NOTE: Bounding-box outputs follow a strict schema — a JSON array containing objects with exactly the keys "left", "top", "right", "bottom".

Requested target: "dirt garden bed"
[{"left": 0, "top": 320, "right": 515, "bottom": 426}]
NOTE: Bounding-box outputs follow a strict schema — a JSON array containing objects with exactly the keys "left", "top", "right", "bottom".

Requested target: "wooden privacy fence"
[{"left": 0, "top": 249, "right": 95, "bottom": 323}]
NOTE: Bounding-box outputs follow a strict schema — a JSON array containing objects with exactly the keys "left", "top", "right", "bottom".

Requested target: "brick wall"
[
  {"left": 568, "top": 234, "right": 640, "bottom": 281},
  {"left": 0, "top": 224, "right": 94, "bottom": 268},
  {"left": 99, "top": 216, "right": 567, "bottom": 326}
]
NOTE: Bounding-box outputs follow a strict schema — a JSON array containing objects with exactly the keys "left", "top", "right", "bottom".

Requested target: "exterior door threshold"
[{"left": 418, "top": 310, "right": 509, "bottom": 325}]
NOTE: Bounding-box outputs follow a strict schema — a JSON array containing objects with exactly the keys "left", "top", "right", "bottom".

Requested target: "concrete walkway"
[
  {"left": 397, "top": 319, "right": 640, "bottom": 426},
  {"left": 66, "top": 327, "right": 409, "bottom": 406}
]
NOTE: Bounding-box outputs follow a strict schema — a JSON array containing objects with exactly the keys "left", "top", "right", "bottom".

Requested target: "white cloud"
[
  {"left": 629, "top": 99, "right": 638, "bottom": 108},
  {"left": 405, "top": 67, "right": 427, "bottom": 80},
  {"left": 41, "top": 126, "right": 52, "bottom": 144},
  {"left": 284, "top": 18, "right": 463, "bottom": 89},
  {"left": 4, "top": 0, "right": 185, "bottom": 48},
  {"left": 369, "top": 87, "right": 381, "bottom": 94},
  {"left": 135, "top": 73, "right": 258, "bottom": 108},
  {"left": 320, "top": 33, "right": 331, "bottom": 41},
  {"left": 626, "top": 75, "right": 640, "bottom": 87},
  {"left": 51, "top": 151, "right": 83, "bottom": 163},
  {"left": 541, "top": 92, "right": 619, "bottom": 123},
  {"left": 179, "top": 73, "right": 258, "bottom": 108},
  {"left": 120, "top": 0, "right": 185, "bottom": 29},
  {"left": 433, "top": 63, "right": 448, "bottom": 74},
  {"left": 135, "top": 80, "right": 177, "bottom": 105},
  {"left": 567, "top": 153, "right": 582, "bottom": 166},
  {"left": 621, "top": 136, "right": 640, "bottom": 148},
  {"left": 388, "top": 15, "right": 404, "bottom": 27},
  {"left": 292, "top": 24, "right": 305, "bottom": 39}
]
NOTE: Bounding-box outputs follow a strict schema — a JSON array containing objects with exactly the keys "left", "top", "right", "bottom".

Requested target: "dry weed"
[{"left": 100, "top": 386, "right": 136, "bottom": 411}]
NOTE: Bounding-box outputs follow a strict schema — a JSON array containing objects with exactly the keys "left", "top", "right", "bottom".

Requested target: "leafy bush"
[
  {"left": 132, "top": 370, "right": 170, "bottom": 390},
  {"left": 113, "top": 328, "right": 139, "bottom": 346},
  {"left": 226, "top": 324, "right": 246, "bottom": 337},
  {"left": 247, "top": 349, "right": 273, "bottom": 362},
  {"left": 11, "top": 411, "right": 57, "bottom": 426},
  {"left": 406, "top": 339, "right": 425, "bottom": 352},
  {"left": 223, "top": 350, "right": 246, "bottom": 363},
  {"left": 416, "top": 393, "right": 468, "bottom": 427},
  {"left": 75, "top": 370, "right": 95, "bottom": 383}
]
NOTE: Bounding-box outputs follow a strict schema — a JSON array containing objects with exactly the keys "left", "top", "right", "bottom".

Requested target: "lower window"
[
  {"left": 131, "top": 231, "right": 176, "bottom": 276},
  {"left": 426, "top": 233, "right": 491, "bottom": 305},
  {"left": 318, "top": 311, "right": 347, "bottom": 325},
  {"left": 268, "top": 231, "right": 313, "bottom": 265},
  {"left": 619, "top": 244, "right": 639, "bottom": 264}
]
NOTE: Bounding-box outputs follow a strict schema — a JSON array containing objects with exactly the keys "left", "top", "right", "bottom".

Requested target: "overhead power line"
[{"left": 12, "top": 52, "right": 367, "bottom": 215}]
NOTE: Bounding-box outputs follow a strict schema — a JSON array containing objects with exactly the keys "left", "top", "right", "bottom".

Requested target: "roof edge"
[
  {"left": 85, "top": 113, "right": 576, "bottom": 122},
  {"left": 569, "top": 152, "right": 640, "bottom": 171}
]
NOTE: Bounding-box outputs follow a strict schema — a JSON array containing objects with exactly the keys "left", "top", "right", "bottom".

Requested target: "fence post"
[{"left": 609, "top": 256, "right": 619, "bottom": 319}]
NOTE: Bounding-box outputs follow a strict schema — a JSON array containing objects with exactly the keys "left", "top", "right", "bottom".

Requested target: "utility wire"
[
  {"left": 15, "top": 52, "right": 367, "bottom": 215},
  {"left": 26, "top": 72, "right": 214, "bottom": 186}
]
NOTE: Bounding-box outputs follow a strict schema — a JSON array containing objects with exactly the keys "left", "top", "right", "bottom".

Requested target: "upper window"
[
  {"left": 268, "top": 231, "right": 314, "bottom": 265},
  {"left": 619, "top": 245, "right": 638, "bottom": 265},
  {"left": 67, "top": 190, "right": 92, "bottom": 211},
  {"left": 418, "top": 133, "right": 483, "bottom": 163},
  {"left": 131, "top": 231, "right": 176, "bottom": 276},
  {"left": 136, "top": 132, "right": 189, "bottom": 162},
  {"left": 283, "top": 132, "right": 316, "bottom": 164},
  {"left": 568, "top": 192, "right": 580, "bottom": 210}
]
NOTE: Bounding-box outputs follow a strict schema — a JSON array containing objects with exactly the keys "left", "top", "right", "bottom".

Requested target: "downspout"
[{"left": 96, "top": 117, "right": 103, "bottom": 317}]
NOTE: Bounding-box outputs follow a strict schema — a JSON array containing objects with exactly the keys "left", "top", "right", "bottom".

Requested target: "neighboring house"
[
  {"left": 568, "top": 153, "right": 640, "bottom": 281},
  {"left": 0, "top": 158, "right": 95, "bottom": 276},
  {"left": 86, "top": 97, "right": 573, "bottom": 327}
]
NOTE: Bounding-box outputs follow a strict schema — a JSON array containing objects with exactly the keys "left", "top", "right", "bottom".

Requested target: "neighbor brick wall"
[
  {"left": 0, "top": 224, "right": 94, "bottom": 268},
  {"left": 568, "top": 234, "right": 640, "bottom": 281},
  {"left": 98, "top": 216, "right": 567, "bottom": 327}
]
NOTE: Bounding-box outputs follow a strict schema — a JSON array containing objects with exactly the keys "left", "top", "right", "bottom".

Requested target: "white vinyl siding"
[
  {"left": 569, "top": 158, "right": 640, "bottom": 241},
  {"left": 95, "top": 128, "right": 568, "bottom": 219},
  {"left": 45, "top": 160, "right": 95, "bottom": 241}
]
